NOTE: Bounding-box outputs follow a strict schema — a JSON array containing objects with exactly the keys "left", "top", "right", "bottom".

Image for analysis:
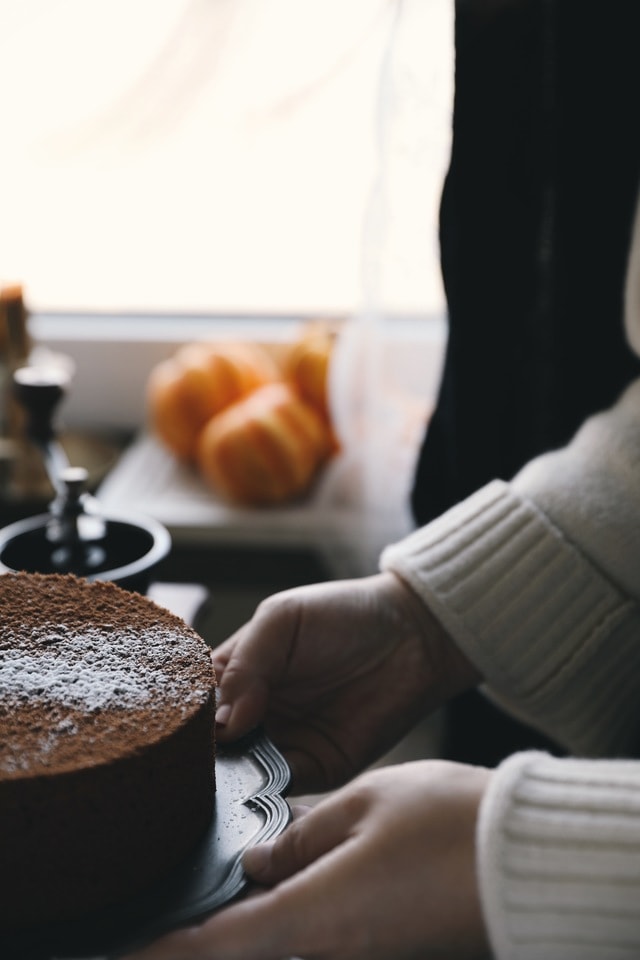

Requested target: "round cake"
[{"left": 0, "top": 571, "right": 217, "bottom": 933}]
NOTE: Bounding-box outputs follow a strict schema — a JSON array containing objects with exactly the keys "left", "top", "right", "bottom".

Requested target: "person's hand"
[
  {"left": 213, "top": 573, "right": 481, "bottom": 794},
  {"left": 122, "top": 759, "right": 493, "bottom": 960}
]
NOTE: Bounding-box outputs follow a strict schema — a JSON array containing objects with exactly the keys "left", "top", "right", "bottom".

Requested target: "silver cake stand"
[{"left": 2, "top": 731, "right": 291, "bottom": 960}]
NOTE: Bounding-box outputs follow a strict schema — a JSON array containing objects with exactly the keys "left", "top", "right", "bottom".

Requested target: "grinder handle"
[{"left": 11, "top": 365, "right": 72, "bottom": 493}]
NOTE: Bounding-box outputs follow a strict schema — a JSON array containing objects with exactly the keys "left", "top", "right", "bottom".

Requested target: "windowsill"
[
  {"left": 28, "top": 311, "right": 321, "bottom": 431},
  {"left": 29, "top": 310, "right": 447, "bottom": 431}
]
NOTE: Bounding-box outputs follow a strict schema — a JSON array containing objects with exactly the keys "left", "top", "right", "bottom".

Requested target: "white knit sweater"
[{"left": 380, "top": 203, "right": 640, "bottom": 955}]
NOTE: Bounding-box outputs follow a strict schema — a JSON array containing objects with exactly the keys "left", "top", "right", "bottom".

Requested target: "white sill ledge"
[{"left": 29, "top": 310, "right": 447, "bottom": 432}]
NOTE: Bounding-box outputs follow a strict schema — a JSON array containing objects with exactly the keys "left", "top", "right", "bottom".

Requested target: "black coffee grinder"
[{"left": 0, "top": 363, "right": 170, "bottom": 593}]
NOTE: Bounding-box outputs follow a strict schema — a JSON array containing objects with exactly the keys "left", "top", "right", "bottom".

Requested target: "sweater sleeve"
[
  {"left": 380, "top": 460, "right": 640, "bottom": 757},
  {"left": 382, "top": 189, "right": 640, "bottom": 755},
  {"left": 478, "top": 751, "right": 640, "bottom": 959}
]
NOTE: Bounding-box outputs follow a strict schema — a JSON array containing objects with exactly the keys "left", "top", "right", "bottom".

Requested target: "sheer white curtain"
[
  {"left": 1, "top": 0, "right": 434, "bottom": 315},
  {"left": 326, "top": 0, "right": 453, "bottom": 570}
]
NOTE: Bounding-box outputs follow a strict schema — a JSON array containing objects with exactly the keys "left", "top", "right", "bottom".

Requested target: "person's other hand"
[
  {"left": 213, "top": 573, "right": 480, "bottom": 793},
  {"left": 122, "top": 759, "right": 492, "bottom": 960}
]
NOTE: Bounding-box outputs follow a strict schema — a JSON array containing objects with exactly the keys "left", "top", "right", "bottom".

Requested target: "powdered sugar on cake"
[
  {"left": 2, "top": 645, "right": 159, "bottom": 711},
  {"left": 0, "top": 625, "right": 207, "bottom": 713}
]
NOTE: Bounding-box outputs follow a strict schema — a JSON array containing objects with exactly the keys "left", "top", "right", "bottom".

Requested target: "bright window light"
[{"left": 0, "top": 0, "right": 452, "bottom": 316}]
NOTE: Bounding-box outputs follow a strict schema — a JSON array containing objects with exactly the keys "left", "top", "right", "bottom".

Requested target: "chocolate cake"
[{"left": 0, "top": 572, "right": 217, "bottom": 933}]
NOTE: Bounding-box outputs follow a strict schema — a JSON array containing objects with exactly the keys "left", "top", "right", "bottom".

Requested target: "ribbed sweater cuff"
[
  {"left": 478, "top": 751, "right": 640, "bottom": 959},
  {"left": 380, "top": 481, "right": 640, "bottom": 756}
]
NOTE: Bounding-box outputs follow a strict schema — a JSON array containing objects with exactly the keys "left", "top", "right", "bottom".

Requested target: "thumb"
[
  {"left": 214, "top": 674, "right": 269, "bottom": 742},
  {"left": 242, "top": 790, "right": 357, "bottom": 886},
  {"left": 213, "top": 612, "right": 293, "bottom": 741}
]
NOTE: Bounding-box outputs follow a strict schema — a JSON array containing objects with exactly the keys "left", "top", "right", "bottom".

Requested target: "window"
[{"left": 0, "top": 0, "right": 452, "bottom": 318}]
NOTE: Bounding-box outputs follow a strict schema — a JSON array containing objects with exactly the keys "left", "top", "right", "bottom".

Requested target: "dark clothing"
[{"left": 411, "top": 0, "right": 640, "bottom": 765}]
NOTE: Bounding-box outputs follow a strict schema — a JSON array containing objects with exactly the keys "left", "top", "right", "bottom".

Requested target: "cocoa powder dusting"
[{"left": 0, "top": 573, "right": 216, "bottom": 777}]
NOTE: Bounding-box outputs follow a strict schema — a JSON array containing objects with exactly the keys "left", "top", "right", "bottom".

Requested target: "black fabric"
[{"left": 411, "top": 0, "right": 640, "bottom": 765}]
